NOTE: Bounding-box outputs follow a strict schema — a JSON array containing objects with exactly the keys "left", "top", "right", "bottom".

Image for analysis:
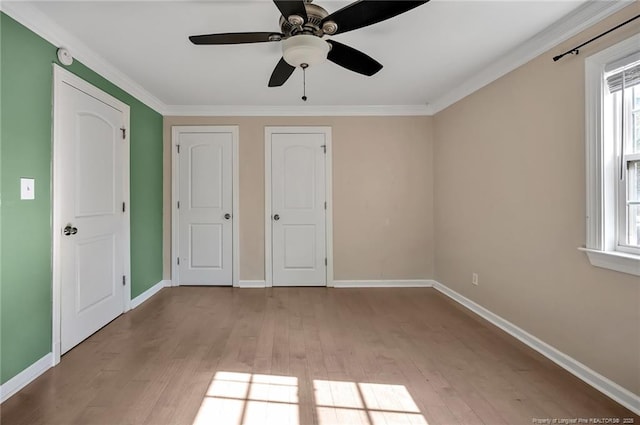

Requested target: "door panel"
[
  {"left": 271, "top": 132, "right": 326, "bottom": 286},
  {"left": 190, "top": 144, "right": 223, "bottom": 209},
  {"left": 76, "top": 235, "right": 115, "bottom": 313},
  {"left": 75, "top": 113, "right": 115, "bottom": 216},
  {"left": 190, "top": 224, "right": 223, "bottom": 268},
  {"left": 283, "top": 146, "right": 316, "bottom": 210},
  {"left": 283, "top": 225, "right": 316, "bottom": 268},
  {"left": 59, "top": 81, "right": 126, "bottom": 354},
  {"left": 178, "top": 131, "right": 233, "bottom": 285}
]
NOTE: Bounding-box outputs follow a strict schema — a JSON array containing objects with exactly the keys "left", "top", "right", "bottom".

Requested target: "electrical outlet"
[{"left": 472, "top": 273, "right": 479, "bottom": 286}]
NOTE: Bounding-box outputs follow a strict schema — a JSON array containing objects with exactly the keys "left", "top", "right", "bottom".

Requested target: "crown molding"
[
  {"left": 0, "top": 1, "right": 167, "bottom": 114},
  {"left": 163, "top": 104, "right": 433, "bottom": 117},
  {"left": 427, "top": 0, "right": 635, "bottom": 115},
  {"left": 1, "top": 1, "right": 632, "bottom": 118}
]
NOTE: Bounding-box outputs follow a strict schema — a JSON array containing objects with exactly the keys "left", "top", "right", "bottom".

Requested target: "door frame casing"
[
  {"left": 264, "top": 126, "right": 334, "bottom": 288},
  {"left": 51, "top": 64, "right": 131, "bottom": 365},
  {"left": 171, "top": 126, "right": 240, "bottom": 287}
]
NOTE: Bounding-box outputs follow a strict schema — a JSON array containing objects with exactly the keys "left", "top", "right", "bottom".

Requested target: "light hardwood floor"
[{"left": 1, "top": 287, "right": 638, "bottom": 425}]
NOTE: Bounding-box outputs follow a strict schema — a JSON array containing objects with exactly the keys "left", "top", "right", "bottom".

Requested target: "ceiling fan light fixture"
[{"left": 282, "top": 34, "right": 329, "bottom": 68}]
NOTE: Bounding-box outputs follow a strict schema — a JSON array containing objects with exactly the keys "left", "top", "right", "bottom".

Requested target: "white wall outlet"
[
  {"left": 20, "top": 178, "right": 35, "bottom": 200},
  {"left": 472, "top": 273, "right": 479, "bottom": 286}
]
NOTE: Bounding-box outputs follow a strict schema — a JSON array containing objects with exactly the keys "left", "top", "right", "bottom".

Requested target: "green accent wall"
[{"left": 0, "top": 13, "right": 163, "bottom": 385}]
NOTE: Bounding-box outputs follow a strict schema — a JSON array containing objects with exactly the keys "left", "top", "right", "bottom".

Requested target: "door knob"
[
  {"left": 273, "top": 214, "right": 280, "bottom": 221},
  {"left": 224, "top": 213, "right": 231, "bottom": 220},
  {"left": 63, "top": 224, "right": 78, "bottom": 236}
]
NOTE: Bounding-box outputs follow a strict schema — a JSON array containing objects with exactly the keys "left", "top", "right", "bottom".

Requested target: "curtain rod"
[{"left": 553, "top": 13, "right": 640, "bottom": 62}]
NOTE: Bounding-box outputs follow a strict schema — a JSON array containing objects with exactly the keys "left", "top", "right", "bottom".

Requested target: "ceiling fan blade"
[
  {"left": 322, "top": 0, "right": 429, "bottom": 35},
  {"left": 269, "top": 57, "right": 296, "bottom": 87},
  {"left": 189, "top": 32, "right": 283, "bottom": 45},
  {"left": 327, "top": 40, "right": 382, "bottom": 76},
  {"left": 273, "top": 0, "right": 308, "bottom": 22}
]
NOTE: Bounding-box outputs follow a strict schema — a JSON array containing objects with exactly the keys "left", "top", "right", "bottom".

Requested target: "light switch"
[{"left": 20, "top": 178, "right": 35, "bottom": 200}]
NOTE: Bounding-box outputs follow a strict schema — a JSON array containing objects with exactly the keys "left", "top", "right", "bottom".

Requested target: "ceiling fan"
[{"left": 189, "top": 0, "right": 429, "bottom": 93}]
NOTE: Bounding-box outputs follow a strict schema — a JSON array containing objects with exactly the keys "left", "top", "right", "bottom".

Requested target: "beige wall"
[
  {"left": 433, "top": 5, "right": 640, "bottom": 395},
  {"left": 163, "top": 116, "right": 434, "bottom": 282}
]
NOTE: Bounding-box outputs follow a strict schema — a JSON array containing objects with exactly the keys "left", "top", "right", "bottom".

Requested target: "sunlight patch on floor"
[
  {"left": 314, "top": 380, "right": 428, "bottom": 425},
  {"left": 192, "top": 371, "right": 299, "bottom": 425},
  {"left": 358, "top": 382, "right": 420, "bottom": 413},
  {"left": 192, "top": 372, "right": 428, "bottom": 425}
]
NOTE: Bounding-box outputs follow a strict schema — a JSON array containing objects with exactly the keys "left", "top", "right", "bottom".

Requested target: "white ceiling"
[{"left": 9, "top": 1, "right": 626, "bottom": 112}]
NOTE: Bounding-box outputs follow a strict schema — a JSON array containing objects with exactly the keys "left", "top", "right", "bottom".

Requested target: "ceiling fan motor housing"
[
  {"left": 279, "top": 3, "right": 330, "bottom": 36},
  {"left": 282, "top": 34, "right": 329, "bottom": 67}
]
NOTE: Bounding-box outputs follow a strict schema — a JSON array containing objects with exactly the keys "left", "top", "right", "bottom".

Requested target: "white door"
[
  {"left": 176, "top": 130, "right": 233, "bottom": 285},
  {"left": 57, "top": 76, "right": 128, "bottom": 354},
  {"left": 270, "top": 132, "right": 327, "bottom": 286}
]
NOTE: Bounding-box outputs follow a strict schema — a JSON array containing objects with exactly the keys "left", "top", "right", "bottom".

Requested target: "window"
[
  {"left": 607, "top": 54, "right": 640, "bottom": 254},
  {"left": 583, "top": 34, "right": 640, "bottom": 277}
]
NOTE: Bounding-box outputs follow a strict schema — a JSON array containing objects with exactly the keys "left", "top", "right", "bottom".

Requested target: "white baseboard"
[
  {"left": 0, "top": 353, "right": 53, "bottom": 403},
  {"left": 238, "top": 280, "right": 267, "bottom": 288},
  {"left": 432, "top": 280, "right": 640, "bottom": 415},
  {"left": 238, "top": 280, "right": 433, "bottom": 288},
  {"left": 130, "top": 280, "right": 169, "bottom": 309},
  {"left": 333, "top": 279, "right": 434, "bottom": 288}
]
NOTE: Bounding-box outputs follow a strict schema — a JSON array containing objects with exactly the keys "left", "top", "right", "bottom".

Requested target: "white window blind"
[{"left": 605, "top": 52, "right": 640, "bottom": 92}]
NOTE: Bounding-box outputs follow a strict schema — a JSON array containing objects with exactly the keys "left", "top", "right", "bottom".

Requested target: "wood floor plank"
[{"left": 1, "top": 287, "right": 637, "bottom": 425}]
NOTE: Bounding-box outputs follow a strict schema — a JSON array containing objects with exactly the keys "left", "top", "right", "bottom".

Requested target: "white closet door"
[
  {"left": 271, "top": 132, "right": 326, "bottom": 286},
  {"left": 177, "top": 131, "right": 233, "bottom": 285}
]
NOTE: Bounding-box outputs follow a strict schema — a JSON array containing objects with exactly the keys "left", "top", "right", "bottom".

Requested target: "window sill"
[{"left": 579, "top": 248, "right": 640, "bottom": 277}]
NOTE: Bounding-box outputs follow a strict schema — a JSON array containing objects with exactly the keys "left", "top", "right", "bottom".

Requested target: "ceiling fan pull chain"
[{"left": 301, "top": 63, "right": 308, "bottom": 101}]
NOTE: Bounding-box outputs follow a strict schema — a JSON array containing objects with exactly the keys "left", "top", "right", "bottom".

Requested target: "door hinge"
[
  {"left": 321, "top": 144, "right": 326, "bottom": 154},
  {"left": 122, "top": 275, "right": 126, "bottom": 286},
  {"left": 120, "top": 127, "right": 126, "bottom": 139},
  {"left": 177, "top": 201, "right": 180, "bottom": 209},
  {"left": 324, "top": 201, "right": 327, "bottom": 210},
  {"left": 177, "top": 257, "right": 180, "bottom": 265},
  {"left": 176, "top": 144, "right": 180, "bottom": 154},
  {"left": 325, "top": 258, "right": 327, "bottom": 266},
  {"left": 122, "top": 202, "right": 126, "bottom": 213}
]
